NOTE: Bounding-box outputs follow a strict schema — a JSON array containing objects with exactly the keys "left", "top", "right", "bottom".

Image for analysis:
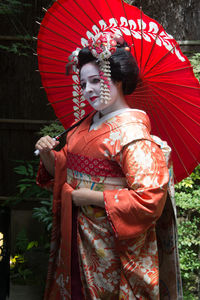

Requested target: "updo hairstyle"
[{"left": 78, "top": 41, "right": 139, "bottom": 95}]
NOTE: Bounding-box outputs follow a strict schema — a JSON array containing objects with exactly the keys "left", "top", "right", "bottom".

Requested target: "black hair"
[{"left": 77, "top": 42, "right": 139, "bottom": 95}]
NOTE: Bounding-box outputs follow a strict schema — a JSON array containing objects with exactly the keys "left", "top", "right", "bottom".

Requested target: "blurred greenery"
[{"left": 175, "top": 165, "right": 200, "bottom": 299}]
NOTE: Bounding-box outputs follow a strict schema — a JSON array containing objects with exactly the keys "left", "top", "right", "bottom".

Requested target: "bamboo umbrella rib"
[
  {"left": 87, "top": 0, "right": 107, "bottom": 23},
  {"left": 141, "top": 24, "right": 162, "bottom": 73},
  {"left": 152, "top": 85, "right": 200, "bottom": 125},
  {"left": 36, "top": 53, "right": 68, "bottom": 63},
  {"left": 73, "top": 0, "right": 102, "bottom": 31},
  {"left": 147, "top": 80, "right": 200, "bottom": 91},
  {"left": 40, "top": 84, "right": 74, "bottom": 89},
  {"left": 37, "top": 70, "right": 67, "bottom": 75},
  {"left": 139, "top": 8, "right": 144, "bottom": 70},
  {"left": 120, "top": 0, "right": 137, "bottom": 61},
  {"left": 51, "top": 95, "right": 84, "bottom": 104},
  {"left": 151, "top": 86, "right": 200, "bottom": 153},
  {"left": 56, "top": 1, "right": 93, "bottom": 32},
  {"left": 149, "top": 96, "right": 190, "bottom": 178},
  {"left": 147, "top": 92, "right": 179, "bottom": 182},
  {"left": 144, "top": 84, "right": 169, "bottom": 149},
  {"left": 134, "top": 79, "right": 200, "bottom": 110},
  {"left": 143, "top": 42, "right": 180, "bottom": 78},
  {"left": 103, "top": 0, "right": 128, "bottom": 42},
  {"left": 37, "top": 22, "right": 79, "bottom": 46},
  {"left": 37, "top": 37, "right": 71, "bottom": 54},
  {"left": 144, "top": 66, "right": 194, "bottom": 80},
  {"left": 43, "top": 7, "right": 83, "bottom": 38}
]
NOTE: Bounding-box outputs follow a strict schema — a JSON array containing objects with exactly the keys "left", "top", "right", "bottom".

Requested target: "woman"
[{"left": 36, "top": 33, "right": 182, "bottom": 299}]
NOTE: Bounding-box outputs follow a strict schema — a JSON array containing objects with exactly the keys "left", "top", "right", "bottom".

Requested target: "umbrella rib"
[
  {"left": 148, "top": 80, "right": 200, "bottom": 90},
  {"left": 143, "top": 42, "right": 180, "bottom": 78},
  {"left": 141, "top": 24, "right": 162, "bottom": 74},
  {"left": 36, "top": 53, "right": 67, "bottom": 64},
  {"left": 134, "top": 79, "right": 200, "bottom": 109},
  {"left": 144, "top": 66, "right": 193, "bottom": 79},
  {"left": 151, "top": 85, "right": 200, "bottom": 152},
  {"left": 143, "top": 89, "right": 178, "bottom": 180},
  {"left": 37, "top": 22, "right": 80, "bottom": 47},
  {"left": 37, "top": 37, "right": 71, "bottom": 54},
  {"left": 148, "top": 98, "right": 181, "bottom": 182},
  {"left": 73, "top": 0, "right": 101, "bottom": 31},
  {"left": 148, "top": 96, "right": 190, "bottom": 179},
  {"left": 42, "top": 8, "right": 83, "bottom": 38},
  {"left": 37, "top": 70, "right": 66, "bottom": 75},
  {"left": 139, "top": 7, "right": 143, "bottom": 70},
  {"left": 103, "top": 0, "right": 128, "bottom": 41},
  {"left": 120, "top": 0, "right": 137, "bottom": 61},
  {"left": 40, "top": 84, "right": 74, "bottom": 89},
  {"left": 153, "top": 85, "right": 200, "bottom": 125},
  {"left": 56, "top": 1, "right": 93, "bottom": 32},
  {"left": 131, "top": 85, "right": 178, "bottom": 179},
  {"left": 87, "top": 0, "right": 111, "bottom": 32},
  {"left": 50, "top": 94, "right": 84, "bottom": 104}
]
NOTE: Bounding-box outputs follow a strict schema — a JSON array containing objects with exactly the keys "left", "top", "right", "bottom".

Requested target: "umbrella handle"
[
  {"left": 33, "top": 113, "right": 92, "bottom": 156},
  {"left": 34, "top": 138, "right": 56, "bottom": 156}
]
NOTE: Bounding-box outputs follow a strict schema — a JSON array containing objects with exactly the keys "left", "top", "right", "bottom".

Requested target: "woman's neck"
[{"left": 100, "top": 95, "right": 129, "bottom": 117}]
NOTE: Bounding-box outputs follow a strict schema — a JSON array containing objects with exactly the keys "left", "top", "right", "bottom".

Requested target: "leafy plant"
[
  {"left": 175, "top": 165, "right": 200, "bottom": 299},
  {"left": 0, "top": 0, "right": 31, "bottom": 15},
  {"left": 189, "top": 53, "right": 200, "bottom": 82},
  {"left": 33, "top": 198, "right": 53, "bottom": 232},
  {"left": 38, "top": 122, "right": 64, "bottom": 137},
  {"left": 10, "top": 229, "right": 39, "bottom": 283},
  {"left": 14, "top": 159, "right": 50, "bottom": 199},
  {"left": 0, "top": 41, "right": 32, "bottom": 56}
]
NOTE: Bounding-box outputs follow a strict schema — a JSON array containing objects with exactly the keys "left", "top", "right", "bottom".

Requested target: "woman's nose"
[{"left": 85, "top": 81, "right": 93, "bottom": 93}]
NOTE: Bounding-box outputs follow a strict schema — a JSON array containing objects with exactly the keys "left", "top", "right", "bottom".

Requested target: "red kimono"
[{"left": 37, "top": 109, "right": 182, "bottom": 299}]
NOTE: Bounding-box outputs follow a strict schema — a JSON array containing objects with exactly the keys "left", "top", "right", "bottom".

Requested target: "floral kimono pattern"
[{"left": 37, "top": 109, "right": 183, "bottom": 300}]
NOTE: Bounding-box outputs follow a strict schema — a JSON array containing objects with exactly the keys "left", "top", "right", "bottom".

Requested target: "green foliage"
[
  {"left": 0, "top": 41, "right": 32, "bottom": 56},
  {"left": 175, "top": 165, "right": 200, "bottom": 298},
  {"left": 14, "top": 229, "right": 38, "bottom": 254},
  {"left": 38, "top": 122, "right": 64, "bottom": 137},
  {"left": 0, "top": 0, "right": 31, "bottom": 15},
  {"left": 189, "top": 53, "right": 200, "bottom": 82},
  {"left": 10, "top": 229, "right": 39, "bottom": 283},
  {"left": 33, "top": 199, "right": 53, "bottom": 232},
  {"left": 14, "top": 159, "right": 50, "bottom": 199}
]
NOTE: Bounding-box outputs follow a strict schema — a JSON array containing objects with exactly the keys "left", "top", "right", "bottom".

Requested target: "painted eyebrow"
[{"left": 80, "top": 75, "right": 100, "bottom": 83}]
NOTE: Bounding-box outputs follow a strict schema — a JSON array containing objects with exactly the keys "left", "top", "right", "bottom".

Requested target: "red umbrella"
[{"left": 36, "top": 0, "right": 200, "bottom": 183}]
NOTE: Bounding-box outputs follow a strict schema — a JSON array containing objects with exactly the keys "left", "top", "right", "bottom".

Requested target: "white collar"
[{"left": 89, "top": 108, "right": 146, "bottom": 131}]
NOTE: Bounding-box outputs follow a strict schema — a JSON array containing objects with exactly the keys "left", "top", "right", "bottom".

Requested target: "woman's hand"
[
  {"left": 35, "top": 135, "right": 59, "bottom": 154},
  {"left": 72, "top": 188, "right": 105, "bottom": 208},
  {"left": 35, "top": 136, "right": 59, "bottom": 177}
]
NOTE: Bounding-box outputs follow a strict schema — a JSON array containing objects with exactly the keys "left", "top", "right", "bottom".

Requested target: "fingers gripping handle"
[{"left": 34, "top": 138, "right": 56, "bottom": 156}]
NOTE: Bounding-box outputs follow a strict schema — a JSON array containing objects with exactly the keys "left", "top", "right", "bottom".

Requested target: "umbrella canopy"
[{"left": 37, "top": 0, "right": 200, "bottom": 183}]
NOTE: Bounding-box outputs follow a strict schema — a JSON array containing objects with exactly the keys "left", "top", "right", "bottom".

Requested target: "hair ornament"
[
  {"left": 66, "top": 47, "right": 81, "bottom": 74},
  {"left": 87, "top": 32, "right": 124, "bottom": 104}
]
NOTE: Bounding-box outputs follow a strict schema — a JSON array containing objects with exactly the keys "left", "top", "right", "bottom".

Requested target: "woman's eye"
[
  {"left": 80, "top": 82, "right": 86, "bottom": 89},
  {"left": 92, "top": 78, "right": 100, "bottom": 84}
]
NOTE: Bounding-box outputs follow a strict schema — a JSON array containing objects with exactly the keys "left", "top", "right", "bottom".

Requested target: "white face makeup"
[{"left": 80, "top": 62, "right": 125, "bottom": 115}]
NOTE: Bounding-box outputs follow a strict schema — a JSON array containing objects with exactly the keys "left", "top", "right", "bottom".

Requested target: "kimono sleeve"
[
  {"left": 104, "top": 140, "right": 169, "bottom": 240},
  {"left": 36, "top": 143, "right": 68, "bottom": 189}
]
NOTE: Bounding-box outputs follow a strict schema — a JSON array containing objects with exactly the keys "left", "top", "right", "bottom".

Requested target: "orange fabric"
[{"left": 37, "top": 110, "right": 182, "bottom": 299}]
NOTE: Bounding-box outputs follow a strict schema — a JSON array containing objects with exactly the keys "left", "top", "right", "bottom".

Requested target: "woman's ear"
[{"left": 116, "top": 81, "right": 123, "bottom": 93}]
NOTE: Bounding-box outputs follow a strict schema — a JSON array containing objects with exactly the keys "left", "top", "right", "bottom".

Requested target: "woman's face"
[{"left": 80, "top": 62, "right": 121, "bottom": 114}]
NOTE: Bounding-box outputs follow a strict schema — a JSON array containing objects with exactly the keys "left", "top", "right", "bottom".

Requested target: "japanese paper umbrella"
[{"left": 36, "top": 0, "right": 200, "bottom": 183}]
